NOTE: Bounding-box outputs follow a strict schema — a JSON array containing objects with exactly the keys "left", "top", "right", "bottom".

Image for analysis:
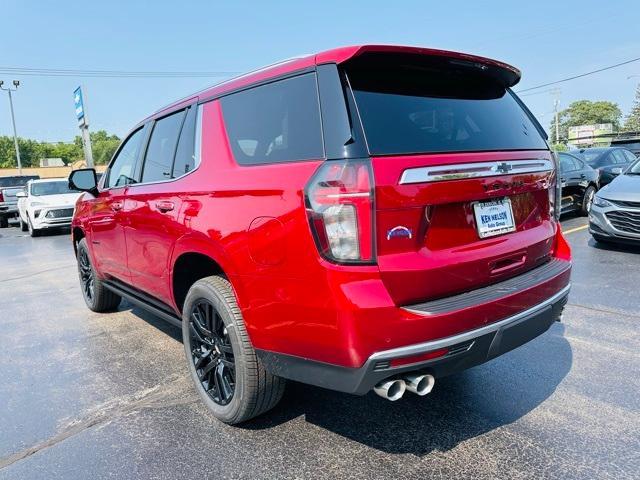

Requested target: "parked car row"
[
  {"left": 0, "top": 176, "right": 82, "bottom": 236},
  {"left": 557, "top": 146, "right": 638, "bottom": 218},
  {"left": 0, "top": 175, "right": 40, "bottom": 228}
]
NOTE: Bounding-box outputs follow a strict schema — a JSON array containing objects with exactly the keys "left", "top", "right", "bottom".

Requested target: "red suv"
[{"left": 69, "top": 45, "right": 571, "bottom": 424}]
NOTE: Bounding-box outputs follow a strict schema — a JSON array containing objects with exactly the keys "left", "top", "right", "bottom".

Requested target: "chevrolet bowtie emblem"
[{"left": 496, "top": 162, "right": 513, "bottom": 174}]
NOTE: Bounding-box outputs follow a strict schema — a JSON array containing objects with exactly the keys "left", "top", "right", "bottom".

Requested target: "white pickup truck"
[{"left": 0, "top": 175, "right": 39, "bottom": 228}]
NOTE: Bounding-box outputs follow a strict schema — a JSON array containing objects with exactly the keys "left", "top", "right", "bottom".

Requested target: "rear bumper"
[
  {"left": 257, "top": 283, "right": 570, "bottom": 395},
  {"left": 0, "top": 205, "right": 18, "bottom": 217}
]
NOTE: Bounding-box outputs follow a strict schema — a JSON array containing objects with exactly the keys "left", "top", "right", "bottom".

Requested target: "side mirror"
[
  {"left": 611, "top": 167, "right": 623, "bottom": 175},
  {"left": 15, "top": 191, "right": 27, "bottom": 198},
  {"left": 69, "top": 168, "right": 98, "bottom": 195}
]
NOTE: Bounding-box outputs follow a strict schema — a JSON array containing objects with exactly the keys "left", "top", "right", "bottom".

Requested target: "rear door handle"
[
  {"left": 156, "top": 201, "right": 175, "bottom": 213},
  {"left": 111, "top": 201, "right": 123, "bottom": 211}
]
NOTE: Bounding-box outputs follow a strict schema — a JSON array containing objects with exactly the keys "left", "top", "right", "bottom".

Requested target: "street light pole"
[{"left": 0, "top": 80, "right": 22, "bottom": 176}]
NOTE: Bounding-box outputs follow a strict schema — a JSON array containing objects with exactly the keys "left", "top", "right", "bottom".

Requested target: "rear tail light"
[
  {"left": 304, "top": 159, "right": 375, "bottom": 264},
  {"left": 0, "top": 191, "right": 3, "bottom": 202}
]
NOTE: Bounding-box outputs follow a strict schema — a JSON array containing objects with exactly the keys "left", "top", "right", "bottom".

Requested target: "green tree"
[
  {"left": 623, "top": 84, "right": 640, "bottom": 132},
  {"left": 550, "top": 100, "right": 622, "bottom": 141},
  {"left": 73, "top": 130, "right": 121, "bottom": 165},
  {"left": 0, "top": 131, "right": 118, "bottom": 168}
]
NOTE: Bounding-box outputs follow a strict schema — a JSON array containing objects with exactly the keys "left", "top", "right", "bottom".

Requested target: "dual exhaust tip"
[{"left": 373, "top": 373, "right": 435, "bottom": 401}]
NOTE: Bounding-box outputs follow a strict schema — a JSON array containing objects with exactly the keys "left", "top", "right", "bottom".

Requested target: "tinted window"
[
  {"left": 142, "top": 110, "right": 185, "bottom": 183},
  {"left": 346, "top": 61, "right": 547, "bottom": 155},
  {"left": 582, "top": 149, "right": 611, "bottom": 168},
  {"left": 220, "top": 73, "right": 324, "bottom": 165},
  {"left": 172, "top": 106, "right": 198, "bottom": 177},
  {"left": 31, "top": 181, "right": 77, "bottom": 196},
  {"left": 623, "top": 150, "right": 637, "bottom": 162},
  {"left": 612, "top": 150, "right": 627, "bottom": 164},
  {"left": 107, "top": 128, "right": 145, "bottom": 188},
  {"left": 0, "top": 176, "right": 39, "bottom": 188},
  {"left": 559, "top": 153, "right": 577, "bottom": 173}
]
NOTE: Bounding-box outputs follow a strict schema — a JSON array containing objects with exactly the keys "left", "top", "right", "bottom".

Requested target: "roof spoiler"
[{"left": 322, "top": 45, "right": 521, "bottom": 88}]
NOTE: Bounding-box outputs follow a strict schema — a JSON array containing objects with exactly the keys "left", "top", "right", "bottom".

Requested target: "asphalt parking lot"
[{"left": 0, "top": 216, "right": 638, "bottom": 480}]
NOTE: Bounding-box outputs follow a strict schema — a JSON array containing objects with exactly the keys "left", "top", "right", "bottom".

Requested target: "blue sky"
[{"left": 1, "top": 0, "right": 639, "bottom": 142}]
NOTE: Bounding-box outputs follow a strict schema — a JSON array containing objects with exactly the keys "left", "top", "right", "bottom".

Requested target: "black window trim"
[
  {"left": 138, "top": 107, "right": 188, "bottom": 184},
  {"left": 102, "top": 103, "right": 202, "bottom": 192}
]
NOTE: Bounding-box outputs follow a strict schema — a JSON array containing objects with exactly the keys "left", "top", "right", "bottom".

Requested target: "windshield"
[
  {"left": 345, "top": 57, "right": 547, "bottom": 156},
  {"left": 30, "top": 181, "right": 77, "bottom": 196}
]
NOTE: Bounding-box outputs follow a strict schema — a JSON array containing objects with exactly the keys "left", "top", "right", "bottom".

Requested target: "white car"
[{"left": 16, "top": 178, "right": 82, "bottom": 237}]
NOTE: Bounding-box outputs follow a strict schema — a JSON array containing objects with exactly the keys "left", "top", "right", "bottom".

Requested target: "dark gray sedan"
[{"left": 589, "top": 158, "right": 640, "bottom": 245}]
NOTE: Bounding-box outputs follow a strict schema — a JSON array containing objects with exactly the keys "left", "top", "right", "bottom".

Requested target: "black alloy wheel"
[
  {"left": 188, "top": 299, "right": 236, "bottom": 406},
  {"left": 78, "top": 247, "right": 95, "bottom": 304}
]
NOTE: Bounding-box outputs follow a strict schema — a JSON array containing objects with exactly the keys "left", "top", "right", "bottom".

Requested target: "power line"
[
  {"left": 0, "top": 66, "right": 239, "bottom": 78},
  {"left": 517, "top": 56, "right": 640, "bottom": 93}
]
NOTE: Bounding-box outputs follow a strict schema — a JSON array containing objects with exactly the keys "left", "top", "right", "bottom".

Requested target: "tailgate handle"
[{"left": 490, "top": 253, "right": 526, "bottom": 275}]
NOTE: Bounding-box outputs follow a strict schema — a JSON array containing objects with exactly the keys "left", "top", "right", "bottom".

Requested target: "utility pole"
[
  {"left": 0, "top": 80, "right": 22, "bottom": 175},
  {"left": 551, "top": 88, "right": 561, "bottom": 144}
]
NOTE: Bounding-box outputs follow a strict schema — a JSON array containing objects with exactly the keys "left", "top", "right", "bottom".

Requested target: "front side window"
[
  {"left": 220, "top": 73, "right": 324, "bottom": 165},
  {"left": 345, "top": 55, "right": 548, "bottom": 155},
  {"left": 141, "top": 110, "right": 185, "bottom": 183},
  {"left": 107, "top": 128, "right": 145, "bottom": 188}
]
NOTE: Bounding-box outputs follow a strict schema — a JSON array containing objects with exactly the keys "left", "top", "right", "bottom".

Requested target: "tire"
[
  {"left": 27, "top": 218, "right": 41, "bottom": 237},
  {"left": 76, "top": 238, "right": 121, "bottom": 312},
  {"left": 0, "top": 216, "right": 8, "bottom": 228},
  {"left": 182, "top": 276, "right": 285, "bottom": 424},
  {"left": 580, "top": 185, "right": 596, "bottom": 216},
  {"left": 20, "top": 218, "right": 28, "bottom": 231}
]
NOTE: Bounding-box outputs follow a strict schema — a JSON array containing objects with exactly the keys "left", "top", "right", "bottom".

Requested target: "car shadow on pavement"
[
  {"left": 243, "top": 323, "right": 572, "bottom": 457},
  {"left": 589, "top": 237, "right": 640, "bottom": 253}
]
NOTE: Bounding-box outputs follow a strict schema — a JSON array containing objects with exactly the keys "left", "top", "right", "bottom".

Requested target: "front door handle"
[
  {"left": 111, "top": 201, "right": 123, "bottom": 211},
  {"left": 156, "top": 201, "right": 175, "bottom": 213}
]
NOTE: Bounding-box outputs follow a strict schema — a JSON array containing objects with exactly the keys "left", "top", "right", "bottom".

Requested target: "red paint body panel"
[{"left": 72, "top": 45, "right": 571, "bottom": 376}]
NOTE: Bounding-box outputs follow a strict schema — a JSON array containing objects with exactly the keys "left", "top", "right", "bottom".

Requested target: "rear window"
[
  {"left": 345, "top": 57, "right": 547, "bottom": 156},
  {"left": 0, "top": 176, "right": 39, "bottom": 188},
  {"left": 220, "top": 73, "right": 324, "bottom": 165},
  {"left": 581, "top": 150, "right": 607, "bottom": 167}
]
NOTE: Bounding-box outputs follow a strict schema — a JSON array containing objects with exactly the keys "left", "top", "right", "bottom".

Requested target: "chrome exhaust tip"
[
  {"left": 373, "top": 379, "right": 406, "bottom": 401},
  {"left": 403, "top": 373, "right": 435, "bottom": 396}
]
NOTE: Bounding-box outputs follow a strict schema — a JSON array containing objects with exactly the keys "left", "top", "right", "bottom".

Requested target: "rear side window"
[
  {"left": 107, "top": 128, "right": 145, "bottom": 188},
  {"left": 345, "top": 57, "right": 548, "bottom": 155},
  {"left": 612, "top": 150, "right": 628, "bottom": 164},
  {"left": 623, "top": 150, "right": 637, "bottom": 162},
  {"left": 172, "top": 106, "right": 198, "bottom": 177},
  {"left": 559, "top": 153, "right": 577, "bottom": 172},
  {"left": 142, "top": 110, "right": 186, "bottom": 183},
  {"left": 220, "top": 73, "right": 324, "bottom": 165}
]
